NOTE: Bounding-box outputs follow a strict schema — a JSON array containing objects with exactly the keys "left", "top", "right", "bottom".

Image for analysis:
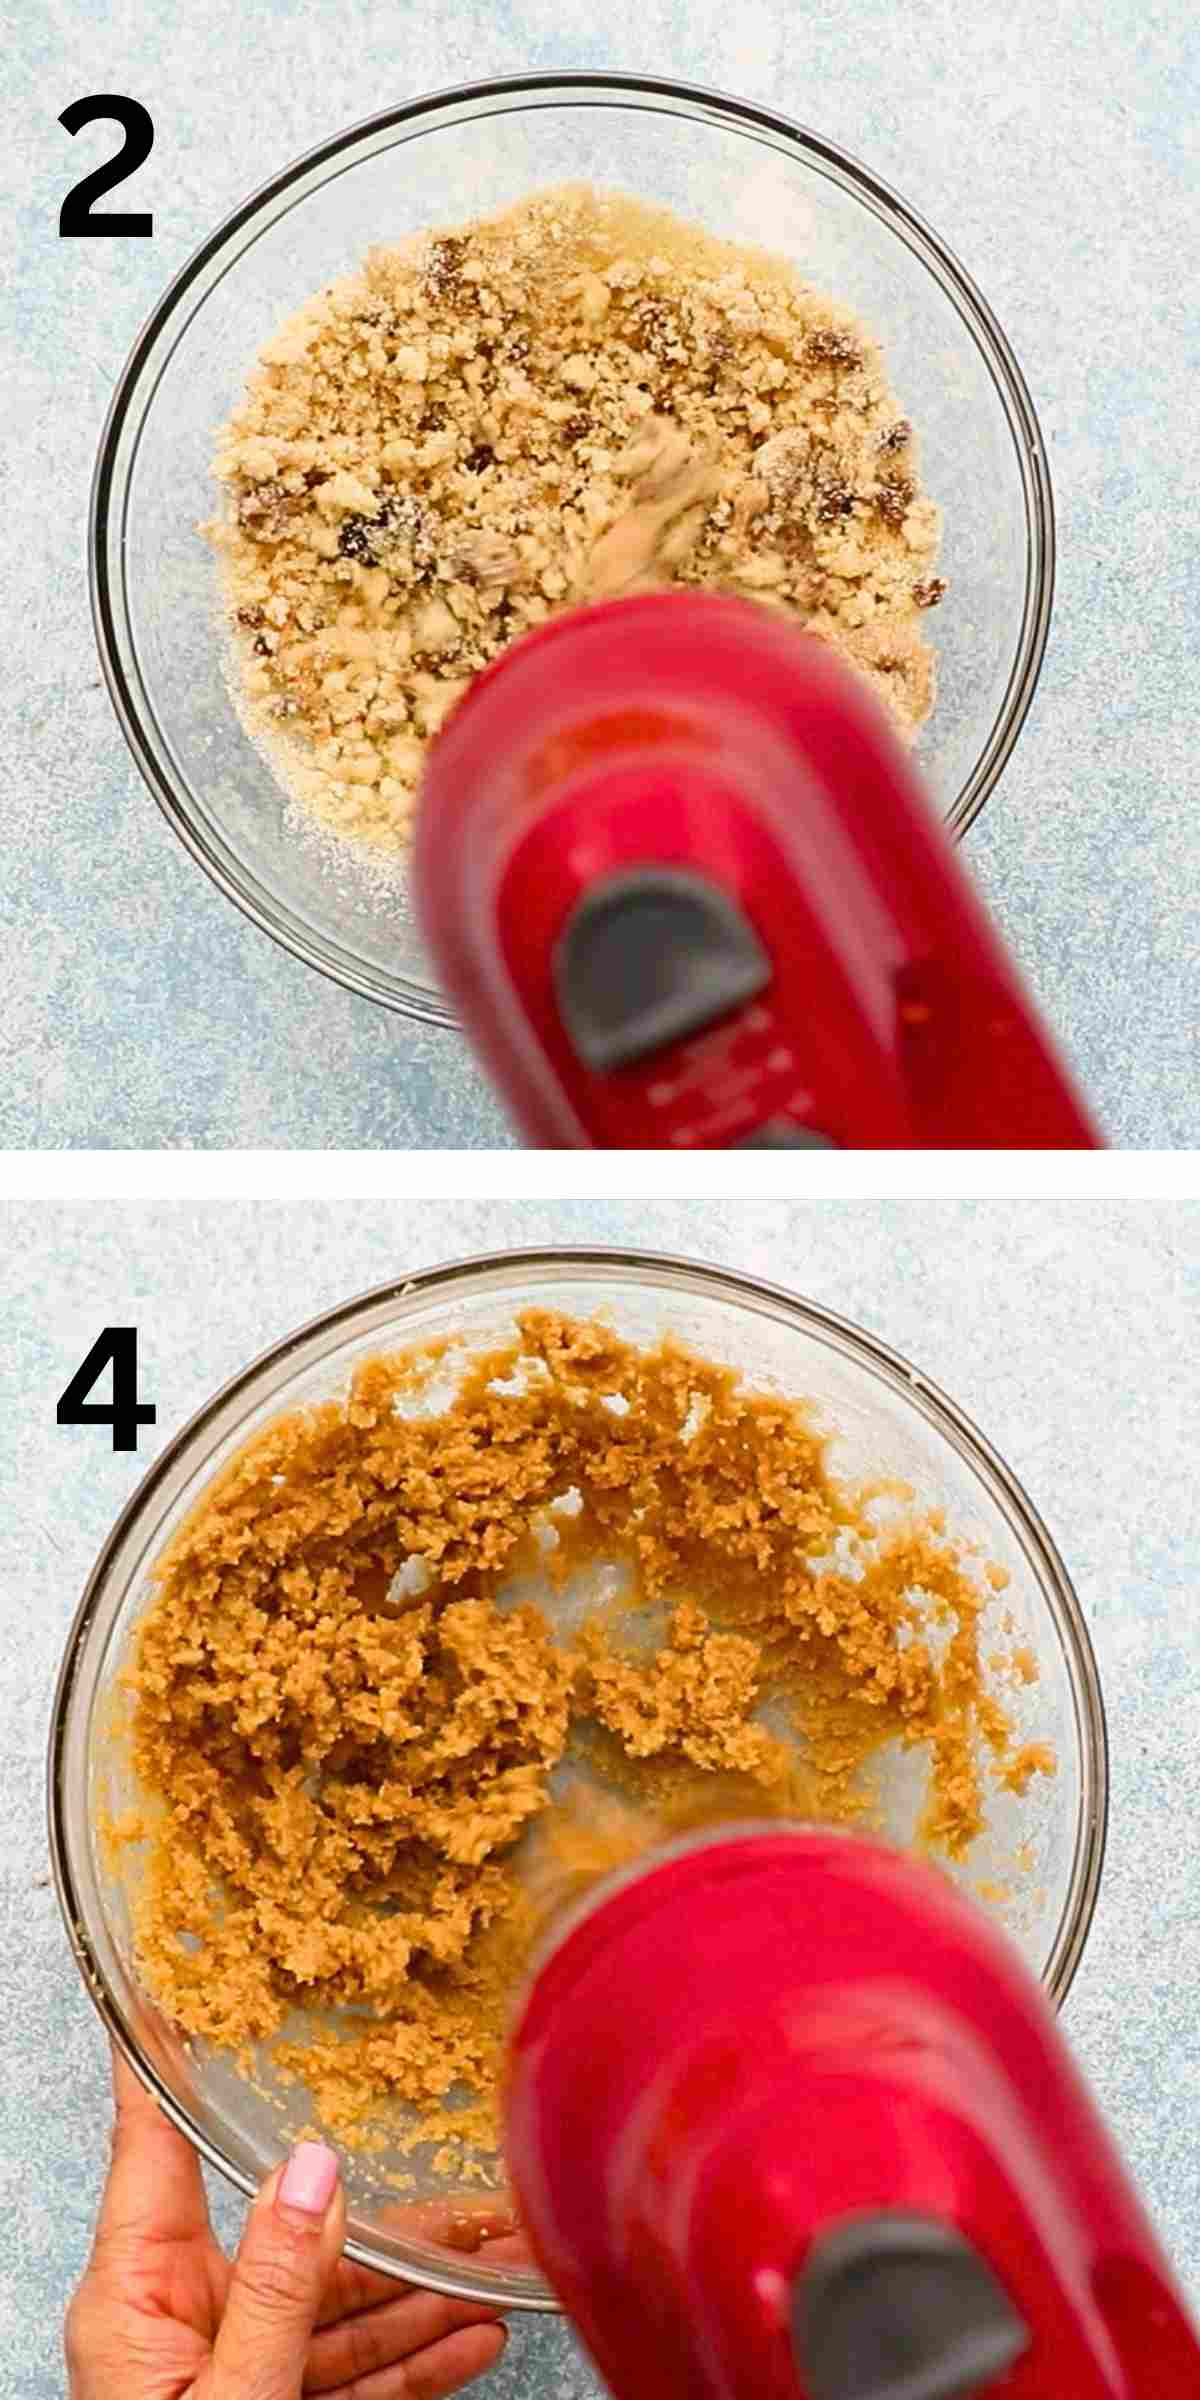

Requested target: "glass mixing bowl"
[
  {"left": 49, "top": 1249, "right": 1105, "bottom": 2310},
  {"left": 91, "top": 73, "right": 1054, "bottom": 1026}
]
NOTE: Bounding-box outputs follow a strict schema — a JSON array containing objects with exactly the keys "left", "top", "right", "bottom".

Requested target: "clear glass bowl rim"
[
  {"left": 88, "top": 69, "right": 1056, "bottom": 1027},
  {"left": 47, "top": 1245, "right": 1106, "bottom": 2308}
]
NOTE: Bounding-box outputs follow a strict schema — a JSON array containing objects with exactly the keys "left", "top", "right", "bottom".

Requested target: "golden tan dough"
[{"left": 123, "top": 1312, "right": 1041, "bottom": 2174}]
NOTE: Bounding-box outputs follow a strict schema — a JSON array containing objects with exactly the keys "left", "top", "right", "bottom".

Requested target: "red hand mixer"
[
  {"left": 413, "top": 593, "right": 1099, "bottom": 1149},
  {"left": 504, "top": 1826, "right": 1198, "bottom": 2399}
]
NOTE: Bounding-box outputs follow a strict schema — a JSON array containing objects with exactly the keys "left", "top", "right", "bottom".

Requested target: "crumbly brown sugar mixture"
[
  {"left": 208, "top": 185, "right": 944, "bottom": 860},
  {"left": 125, "top": 1314, "right": 1043, "bottom": 2174}
]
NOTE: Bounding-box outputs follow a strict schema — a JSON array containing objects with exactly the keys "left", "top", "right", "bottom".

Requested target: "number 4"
[{"left": 57, "top": 1328, "right": 157, "bottom": 1453}]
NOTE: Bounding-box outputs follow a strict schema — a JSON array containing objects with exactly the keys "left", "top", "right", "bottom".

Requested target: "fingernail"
[{"left": 277, "top": 2141, "right": 339, "bottom": 2223}]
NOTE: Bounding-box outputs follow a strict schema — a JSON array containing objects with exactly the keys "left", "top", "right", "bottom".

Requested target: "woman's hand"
[{"left": 66, "top": 2048, "right": 509, "bottom": 2399}]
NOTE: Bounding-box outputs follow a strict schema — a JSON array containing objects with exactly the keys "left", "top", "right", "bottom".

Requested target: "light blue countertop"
[
  {"left": 3, "top": 0, "right": 1198, "bottom": 1147},
  {"left": 2, "top": 1197, "right": 1197, "bottom": 2398}
]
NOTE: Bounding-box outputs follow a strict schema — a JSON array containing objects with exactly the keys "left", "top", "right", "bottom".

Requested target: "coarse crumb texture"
[
  {"left": 208, "top": 185, "right": 944, "bottom": 861},
  {"left": 124, "top": 1313, "right": 1043, "bottom": 2177}
]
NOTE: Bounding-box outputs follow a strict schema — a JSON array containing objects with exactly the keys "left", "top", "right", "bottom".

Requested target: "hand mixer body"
[
  {"left": 505, "top": 1829, "right": 1199, "bottom": 2399},
  {"left": 414, "top": 595, "right": 1099, "bottom": 1149}
]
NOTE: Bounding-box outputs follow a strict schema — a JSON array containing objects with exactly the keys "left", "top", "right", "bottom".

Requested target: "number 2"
[
  {"left": 59, "top": 95, "right": 154, "bottom": 237},
  {"left": 56, "top": 1328, "right": 157, "bottom": 1452}
]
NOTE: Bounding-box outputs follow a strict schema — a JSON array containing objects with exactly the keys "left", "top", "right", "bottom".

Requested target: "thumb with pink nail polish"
[
  {"left": 207, "top": 2141, "right": 344, "bottom": 2400},
  {"left": 67, "top": 2051, "right": 507, "bottom": 2400}
]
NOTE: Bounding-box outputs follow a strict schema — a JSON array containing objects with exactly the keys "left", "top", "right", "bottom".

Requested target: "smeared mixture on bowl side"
[
  {"left": 120, "top": 1315, "right": 1048, "bottom": 2179},
  {"left": 208, "top": 186, "right": 945, "bottom": 862}
]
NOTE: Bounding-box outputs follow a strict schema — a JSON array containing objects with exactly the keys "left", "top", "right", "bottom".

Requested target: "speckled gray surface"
[
  {"left": 3, "top": 0, "right": 1198, "bottom": 1147},
  {"left": 1, "top": 1198, "right": 1197, "bottom": 2400}
]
